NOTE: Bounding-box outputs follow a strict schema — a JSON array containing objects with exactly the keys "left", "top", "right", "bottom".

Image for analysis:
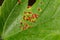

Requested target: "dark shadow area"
[
  {"left": 28, "top": 0, "right": 36, "bottom": 6},
  {"left": 0, "top": 0, "right": 4, "bottom": 6},
  {"left": 0, "top": 0, "right": 36, "bottom": 6}
]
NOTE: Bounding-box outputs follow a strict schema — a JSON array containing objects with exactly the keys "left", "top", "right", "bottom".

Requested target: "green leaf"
[
  {"left": 1, "top": 0, "right": 60, "bottom": 40},
  {"left": 0, "top": 0, "right": 18, "bottom": 35},
  {"left": 2, "top": 0, "right": 28, "bottom": 39},
  {"left": 1, "top": 0, "right": 17, "bottom": 21}
]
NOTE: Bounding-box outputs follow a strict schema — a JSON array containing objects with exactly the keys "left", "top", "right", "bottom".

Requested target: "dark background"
[
  {"left": 0, "top": 0, "right": 4, "bottom": 6},
  {"left": 28, "top": 0, "right": 36, "bottom": 6},
  {"left": 0, "top": 0, "right": 36, "bottom": 6}
]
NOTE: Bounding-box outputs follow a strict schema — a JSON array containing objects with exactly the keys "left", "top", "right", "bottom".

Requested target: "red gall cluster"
[
  {"left": 20, "top": 22, "right": 31, "bottom": 30},
  {"left": 27, "top": 6, "right": 31, "bottom": 8},
  {"left": 18, "top": 0, "right": 21, "bottom": 4},
  {"left": 23, "top": 12, "right": 39, "bottom": 22},
  {"left": 20, "top": 12, "right": 39, "bottom": 30}
]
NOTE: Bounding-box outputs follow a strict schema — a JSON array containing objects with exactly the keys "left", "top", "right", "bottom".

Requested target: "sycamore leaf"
[{"left": 1, "top": 0, "right": 60, "bottom": 40}]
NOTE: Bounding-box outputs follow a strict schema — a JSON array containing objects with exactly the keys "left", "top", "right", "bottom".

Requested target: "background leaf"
[
  {"left": 0, "top": 6, "right": 2, "bottom": 35},
  {"left": 1, "top": 0, "right": 60, "bottom": 40},
  {"left": 0, "top": 6, "right": 1, "bottom": 15}
]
